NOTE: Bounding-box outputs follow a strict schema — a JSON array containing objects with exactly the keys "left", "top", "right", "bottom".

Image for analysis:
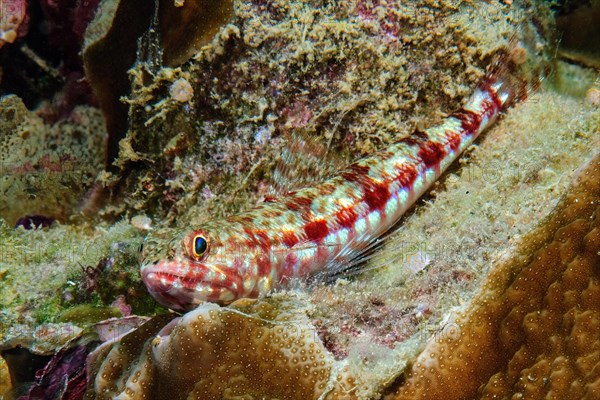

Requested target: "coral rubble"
[{"left": 387, "top": 152, "right": 600, "bottom": 399}]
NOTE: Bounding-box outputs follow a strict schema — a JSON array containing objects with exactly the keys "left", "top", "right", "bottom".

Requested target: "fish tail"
[
  {"left": 453, "top": 15, "right": 556, "bottom": 141},
  {"left": 483, "top": 12, "right": 556, "bottom": 111}
]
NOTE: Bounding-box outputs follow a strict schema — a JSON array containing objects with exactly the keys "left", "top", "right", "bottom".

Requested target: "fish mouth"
[{"left": 141, "top": 262, "right": 235, "bottom": 310}]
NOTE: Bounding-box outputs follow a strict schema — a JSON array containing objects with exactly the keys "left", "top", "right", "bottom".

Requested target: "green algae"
[{"left": 58, "top": 305, "right": 123, "bottom": 324}]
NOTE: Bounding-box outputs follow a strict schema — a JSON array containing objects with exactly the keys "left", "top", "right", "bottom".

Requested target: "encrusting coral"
[
  {"left": 86, "top": 298, "right": 334, "bottom": 399},
  {"left": 386, "top": 151, "right": 600, "bottom": 399}
]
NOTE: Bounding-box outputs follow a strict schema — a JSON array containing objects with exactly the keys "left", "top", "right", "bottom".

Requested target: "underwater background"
[{"left": 0, "top": 0, "right": 599, "bottom": 398}]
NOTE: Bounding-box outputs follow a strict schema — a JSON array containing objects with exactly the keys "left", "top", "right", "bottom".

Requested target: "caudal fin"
[{"left": 481, "top": 9, "right": 556, "bottom": 111}]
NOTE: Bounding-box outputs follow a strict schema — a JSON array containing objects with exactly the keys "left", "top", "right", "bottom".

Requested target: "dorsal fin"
[{"left": 268, "top": 130, "right": 343, "bottom": 197}]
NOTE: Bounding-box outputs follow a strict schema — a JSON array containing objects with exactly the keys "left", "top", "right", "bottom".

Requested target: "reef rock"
[
  {"left": 0, "top": 317, "right": 149, "bottom": 399},
  {"left": 387, "top": 152, "right": 600, "bottom": 399}
]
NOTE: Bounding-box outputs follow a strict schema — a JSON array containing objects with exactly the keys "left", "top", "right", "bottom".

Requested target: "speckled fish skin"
[{"left": 141, "top": 46, "right": 547, "bottom": 311}]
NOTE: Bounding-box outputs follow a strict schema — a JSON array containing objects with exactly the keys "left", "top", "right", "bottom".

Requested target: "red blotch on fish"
[
  {"left": 341, "top": 164, "right": 370, "bottom": 183},
  {"left": 417, "top": 141, "right": 446, "bottom": 168},
  {"left": 304, "top": 219, "right": 329, "bottom": 242},
  {"left": 363, "top": 182, "right": 391, "bottom": 212},
  {"left": 286, "top": 196, "right": 312, "bottom": 211},
  {"left": 282, "top": 231, "right": 300, "bottom": 247},
  {"left": 335, "top": 207, "right": 358, "bottom": 229},
  {"left": 394, "top": 164, "right": 417, "bottom": 187},
  {"left": 446, "top": 131, "right": 462, "bottom": 151}
]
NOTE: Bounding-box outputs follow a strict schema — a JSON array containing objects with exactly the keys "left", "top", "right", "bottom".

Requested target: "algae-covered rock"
[
  {"left": 0, "top": 218, "right": 159, "bottom": 344},
  {"left": 107, "top": 0, "right": 533, "bottom": 222},
  {"left": 0, "top": 95, "right": 107, "bottom": 226}
]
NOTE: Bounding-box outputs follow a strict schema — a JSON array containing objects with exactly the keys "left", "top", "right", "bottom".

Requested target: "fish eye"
[{"left": 192, "top": 234, "right": 208, "bottom": 258}]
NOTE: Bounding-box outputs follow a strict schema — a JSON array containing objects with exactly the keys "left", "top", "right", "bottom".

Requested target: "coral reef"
[
  {"left": 386, "top": 151, "right": 600, "bottom": 399},
  {"left": 0, "top": 1, "right": 599, "bottom": 399},
  {"left": 0, "top": 95, "right": 107, "bottom": 226}
]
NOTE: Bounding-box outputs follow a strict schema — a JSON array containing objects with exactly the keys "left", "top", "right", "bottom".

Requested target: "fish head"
[{"left": 140, "top": 225, "right": 248, "bottom": 311}]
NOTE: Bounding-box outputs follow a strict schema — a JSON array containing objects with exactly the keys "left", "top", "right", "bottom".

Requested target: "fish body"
[{"left": 141, "top": 41, "right": 548, "bottom": 311}]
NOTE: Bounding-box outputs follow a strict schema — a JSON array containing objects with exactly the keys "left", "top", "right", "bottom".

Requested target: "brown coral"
[
  {"left": 159, "top": 0, "right": 234, "bottom": 66},
  {"left": 556, "top": 0, "right": 600, "bottom": 68},
  {"left": 86, "top": 298, "right": 335, "bottom": 399},
  {"left": 386, "top": 152, "right": 600, "bottom": 399}
]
